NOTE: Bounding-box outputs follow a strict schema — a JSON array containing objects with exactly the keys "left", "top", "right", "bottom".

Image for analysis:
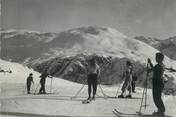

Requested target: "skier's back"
[{"left": 87, "top": 58, "right": 100, "bottom": 100}]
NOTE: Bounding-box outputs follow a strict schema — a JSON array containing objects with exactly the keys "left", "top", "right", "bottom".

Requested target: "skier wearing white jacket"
[{"left": 118, "top": 60, "right": 133, "bottom": 98}]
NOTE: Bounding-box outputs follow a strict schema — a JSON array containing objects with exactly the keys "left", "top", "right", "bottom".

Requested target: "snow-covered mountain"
[
  {"left": 134, "top": 36, "right": 176, "bottom": 60},
  {"left": 1, "top": 26, "right": 176, "bottom": 95},
  {"left": 0, "top": 26, "right": 172, "bottom": 63},
  {"left": 134, "top": 36, "right": 160, "bottom": 47},
  {"left": 159, "top": 36, "right": 176, "bottom": 60},
  {"left": 0, "top": 29, "right": 57, "bottom": 62}
]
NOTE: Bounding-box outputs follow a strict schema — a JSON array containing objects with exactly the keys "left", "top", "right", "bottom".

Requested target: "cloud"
[{"left": 1, "top": 0, "right": 176, "bottom": 39}]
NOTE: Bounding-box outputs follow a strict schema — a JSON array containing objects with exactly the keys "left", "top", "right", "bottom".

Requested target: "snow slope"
[
  {"left": 0, "top": 59, "right": 40, "bottom": 84},
  {"left": 0, "top": 58, "right": 79, "bottom": 87},
  {"left": 1, "top": 59, "right": 176, "bottom": 117}
]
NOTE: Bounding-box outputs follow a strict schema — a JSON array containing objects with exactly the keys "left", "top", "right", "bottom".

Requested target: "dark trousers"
[
  {"left": 152, "top": 85, "right": 165, "bottom": 113},
  {"left": 39, "top": 83, "right": 46, "bottom": 93},
  {"left": 27, "top": 83, "right": 31, "bottom": 93},
  {"left": 87, "top": 73, "right": 98, "bottom": 97},
  {"left": 131, "top": 81, "right": 135, "bottom": 92}
]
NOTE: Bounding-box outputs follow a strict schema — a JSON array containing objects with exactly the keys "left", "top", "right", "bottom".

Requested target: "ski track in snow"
[{"left": 1, "top": 82, "right": 176, "bottom": 117}]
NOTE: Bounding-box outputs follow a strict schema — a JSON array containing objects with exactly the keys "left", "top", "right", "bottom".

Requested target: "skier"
[
  {"left": 26, "top": 73, "right": 34, "bottom": 94},
  {"left": 118, "top": 60, "right": 133, "bottom": 98},
  {"left": 87, "top": 58, "right": 100, "bottom": 101},
  {"left": 0, "top": 69, "right": 12, "bottom": 74},
  {"left": 147, "top": 53, "right": 165, "bottom": 116},
  {"left": 39, "top": 72, "right": 50, "bottom": 94}
]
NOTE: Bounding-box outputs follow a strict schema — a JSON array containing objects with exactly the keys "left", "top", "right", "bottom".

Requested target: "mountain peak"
[{"left": 66, "top": 26, "right": 127, "bottom": 38}]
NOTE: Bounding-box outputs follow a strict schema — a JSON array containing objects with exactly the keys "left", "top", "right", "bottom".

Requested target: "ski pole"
[
  {"left": 144, "top": 64, "right": 149, "bottom": 109},
  {"left": 34, "top": 83, "right": 40, "bottom": 94},
  {"left": 23, "top": 85, "right": 27, "bottom": 94},
  {"left": 115, "top": 83, "right": 122, "bottom": 98},
  {"left": 50, "top": 77, "right": 53, "bottom": 93},
  {"left": 71, "top": 84, "right": 85, "bottom": 99},
  {"left": 98, "top": 84, "right": 107, "bottom": 99},
  {"left": 138, "top": 84, "right": 146, "bottom": 114},
  {"left": 31, "top": 83, "right": 34, "bottom": 93},
  {"left": 138, "top": 62, "right": 149, "bottom": 114}
]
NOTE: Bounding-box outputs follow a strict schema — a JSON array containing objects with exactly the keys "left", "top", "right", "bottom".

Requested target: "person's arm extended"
[
  {"left": 96, "top": 64, "right": 101, "bottom": 84},
  {"left": 96, "top": 64, "right": 100, "bottom": 77},
  {"left": 147, "top": 58, "right": 154, "bottom": 72}
]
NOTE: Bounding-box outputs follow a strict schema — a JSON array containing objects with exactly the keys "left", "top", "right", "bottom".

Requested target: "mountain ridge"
[
  {"left": 1, "top": 26, "right": 176, "bottom": 95},
  {"left": 134, "top": 36, "right": 176, "bottom": 60}
]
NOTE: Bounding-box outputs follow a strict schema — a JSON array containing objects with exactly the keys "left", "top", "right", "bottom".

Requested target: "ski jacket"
[
  {"left": 152, "top": 64, "right": 164, "bottom": 87},
  {"left": 40, "top": 73, "right": 48, "bottom": 84},
  {"left": 27, "top": 76, "right": 33, "bottom": 84},
  {"left": 123, "top": 65, "right": 133, "bottom": 82}
]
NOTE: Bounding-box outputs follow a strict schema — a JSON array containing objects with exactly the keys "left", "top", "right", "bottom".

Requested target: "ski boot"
[
  {"left": 152, "top": 111, "right": 165, "bottom": 116},
  {"left": 87, "top": 96, "right": 91, "bottom": 101},
  {"left": 118, "top": 95, "right": 124, "bottom": 98},
  {"left": 126, "top": 94, "right": 132, "bottom": 98}
]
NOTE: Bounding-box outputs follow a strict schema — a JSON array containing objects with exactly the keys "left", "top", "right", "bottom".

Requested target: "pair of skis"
[
  {"left": 113, "top": 109, "right": 137, "bottom": 117},
  {"left": 113, "top": 109, "right": 171, "bottom": 117}
]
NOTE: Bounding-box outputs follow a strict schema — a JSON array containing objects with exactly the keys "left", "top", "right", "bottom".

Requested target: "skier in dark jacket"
[
  {"left": 39, "top": 72, "right": 49, "bottom": 94},
  {"left": 87, "top": 58, "right": 100, "bottom": 101},
  {"left": 26, "top": 73, "right": 34, "bottom": 94},
  {"left": 148, "top": 52, "right": 165, "bottom": 116}
]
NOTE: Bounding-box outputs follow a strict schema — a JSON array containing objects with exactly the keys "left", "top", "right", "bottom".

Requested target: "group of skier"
[
  {"left": 26, "top": 71, "right": 51, "bottom": 94},
  {"left": 86, "top": 57, "right": 138, "bottom": 101},
  {"left": 26, "top": 52, "right": 166, "bottom": 116},
  {"left": 118, "top": 52, "right": 166, "bottom": 116}
]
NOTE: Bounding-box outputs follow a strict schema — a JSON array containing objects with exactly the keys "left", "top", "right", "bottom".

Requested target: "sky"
[{"left": 1, "top": 0, "right": 176, "bottom": 39}]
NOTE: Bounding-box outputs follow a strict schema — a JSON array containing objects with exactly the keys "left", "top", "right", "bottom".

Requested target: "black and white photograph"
[{"left": 0, "top": 0, "right": 176, "bottom": 117}]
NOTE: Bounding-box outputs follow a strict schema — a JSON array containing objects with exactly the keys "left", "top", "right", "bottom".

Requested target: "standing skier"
[
  {"left": 39, "top": 72, "right": 49, "bottom": 94},
  {"left": 118, "top": 60, "right": 133, "bottom": 98},
  {"left": 87, "top": 58, "right": 100, "bottom": 101},
  {"left": 26, "top": 73, "right": 34, "bottom": 94},
  {"left": 147, "top": 53, "right": 165, "bottom": 116}
]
